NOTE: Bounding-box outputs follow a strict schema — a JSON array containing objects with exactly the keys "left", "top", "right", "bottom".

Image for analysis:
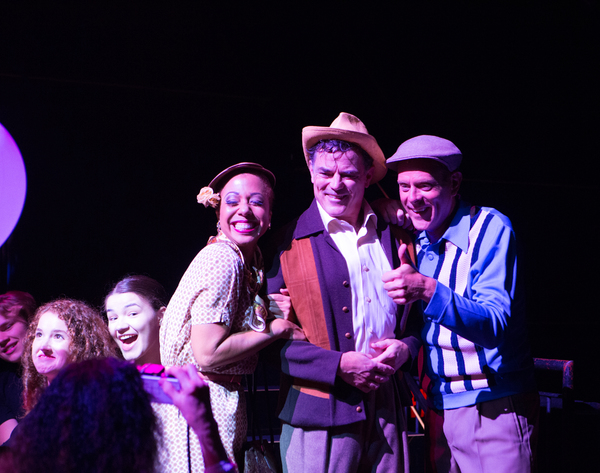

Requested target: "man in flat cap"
[
  {"left": 266, "top": 113, "right": 419, "bottom": 472},
  {"left": 382, "top": 135, "right": 539, "bottom": 472}
]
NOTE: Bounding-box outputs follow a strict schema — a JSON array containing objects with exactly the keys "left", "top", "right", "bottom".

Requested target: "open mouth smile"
[
  {"left": 409, "top": 206, "right": 430, "bottom": 218},
  {"left": 118, "top": 334, "right": 138, "bottom": 348},
  {"left": 325, "top": 193, "right": 348, "bottom": 201},
  {"left": 2, "top": 342, "right": 17, "bottom": 355},
  {"left": 232, "top": 221, "right": 258, "bottom": 234}
]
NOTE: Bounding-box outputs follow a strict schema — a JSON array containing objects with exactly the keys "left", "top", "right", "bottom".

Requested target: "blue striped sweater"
[{"left": 416, "top": 200, "right": 535, "bottom": 410}]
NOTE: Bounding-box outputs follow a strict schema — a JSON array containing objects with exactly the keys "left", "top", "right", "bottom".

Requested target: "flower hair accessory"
[{"left": 197, "top": 187, "right": 221, "bottom": 208}]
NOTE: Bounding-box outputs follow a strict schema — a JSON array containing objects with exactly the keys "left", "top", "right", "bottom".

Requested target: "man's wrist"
[{"left": 421, "top": 276, "right": 437, "bottom": 303}]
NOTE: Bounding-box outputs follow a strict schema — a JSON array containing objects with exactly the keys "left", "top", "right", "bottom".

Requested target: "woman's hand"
[
  {"left": 270, "top": 318, "right": 305, "bottom": 341},
  {"left": 267, "top": 288, "right": 292, "bottom": 319},
  {"left": 191, "top": 318, "right": 305, "bottom": 371}
]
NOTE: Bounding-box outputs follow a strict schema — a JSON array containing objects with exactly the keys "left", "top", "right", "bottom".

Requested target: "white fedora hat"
[{"left": 301, "top": 112, "right": 387, "bottom": 184}]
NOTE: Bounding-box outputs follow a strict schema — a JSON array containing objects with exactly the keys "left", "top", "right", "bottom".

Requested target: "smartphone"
[{"left": 141, "top": 374, "right": 181, "bottom": 404}]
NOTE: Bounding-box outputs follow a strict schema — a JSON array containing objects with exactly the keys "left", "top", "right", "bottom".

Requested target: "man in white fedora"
[{"left": 266, "top": 113, "right": 419, "bottom": 472}]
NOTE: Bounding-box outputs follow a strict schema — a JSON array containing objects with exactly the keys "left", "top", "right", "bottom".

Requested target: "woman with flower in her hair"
[{"left": 160, "top": 162, "right": 304, "bottom": 472}]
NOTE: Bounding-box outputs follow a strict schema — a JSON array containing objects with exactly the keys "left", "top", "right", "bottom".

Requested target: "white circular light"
[{"left": 0, "top": 123, "right": 27, "bottom": 248}]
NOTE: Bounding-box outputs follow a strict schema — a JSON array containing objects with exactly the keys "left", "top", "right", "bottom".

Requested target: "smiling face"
[
  {"left": 0, "top": 309, "right": 28, "bottom": 363},
  {"left": 32, "top": 311, "right": 72, "bottom": 383},
  {"left": 106, "top": 292, "right": 162, "bottom": 365},
  {"left": 396, "top": 159, "right": 462, "bottom": 242},
  {"left": 218, "top": 173, "right": 272, "bottom": 261},
  {"left": 309, "top": 149, "right": 374, "bottom": 230}
]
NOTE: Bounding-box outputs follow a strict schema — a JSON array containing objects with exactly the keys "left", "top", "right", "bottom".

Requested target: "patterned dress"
[{"left": 159, "top": 234, "right": 266, "bottom": 472}]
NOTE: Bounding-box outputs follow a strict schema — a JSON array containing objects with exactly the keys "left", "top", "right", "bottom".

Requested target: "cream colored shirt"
[{"left": 317, "top": 201, "right": 397, "bottom": 356}]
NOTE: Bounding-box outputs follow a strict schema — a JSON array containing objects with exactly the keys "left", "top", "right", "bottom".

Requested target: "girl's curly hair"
[
  {"left": 21, "top": 298, "right": 120, "bottom": 413},
  {"left": 12, "top": 358, "right": 158, "bottom": 473}
]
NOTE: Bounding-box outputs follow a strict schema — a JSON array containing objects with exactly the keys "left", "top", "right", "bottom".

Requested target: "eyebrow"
[
  {"left": 224, "top": 192, "right": 265, "bottom": 199},
  {"left": 52, "top": 329, "right": 69, "bottom": 335},
  {"left": 398, "top": 177, "right": 437, "bottom": 184},
  {"left": 124, "top": 303, "right": 142, "bottom": 309},
  {"left": 317, "top": 165, "right": 360, "bottom": 176},
  {"left": 36, "top": 328, "right": 69, "bottom": 336},
  {"left": 107, "top": 302, "right": 142, "bottom": 312}
]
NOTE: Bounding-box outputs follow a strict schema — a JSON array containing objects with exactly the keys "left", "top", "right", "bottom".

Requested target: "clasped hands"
[
  {"left": 339, "top": 243, "right": 434, "bottom": 393},
  {"left": 337, "top": 338, "right": 410, "bottom": 393},
  {"left": 267, "top": 238, "right": 433, "bottom": 393}
]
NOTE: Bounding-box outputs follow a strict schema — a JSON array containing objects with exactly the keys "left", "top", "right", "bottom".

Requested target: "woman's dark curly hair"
[
  {"left": 12, "top": 358, "right": 158, "bottom": 473},
  {"left": 21, "top": 298, "right": 120, "bottom": 413}
]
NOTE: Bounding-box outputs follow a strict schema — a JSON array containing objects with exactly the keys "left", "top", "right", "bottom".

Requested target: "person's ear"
[
  {"left": 308, "top": 160, "right": 316, "bottom": 184},
  {"left": 450, "top": 171, "right": 462, "bottom": 196},
  {"left": 364, "top": 166, "right": 375, "bottom": 188},
  {"left": 157, "top": 307, "right": 166, "bottom": 324}
]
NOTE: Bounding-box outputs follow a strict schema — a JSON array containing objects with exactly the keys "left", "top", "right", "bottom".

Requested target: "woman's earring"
[{"left": 217, "top": 221, "right": 222, "bottom": 232}]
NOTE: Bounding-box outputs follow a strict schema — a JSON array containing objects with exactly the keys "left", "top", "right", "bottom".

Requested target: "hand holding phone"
[
  {"left": 142, "top": 374, "right": 181, "bottom": 404},
  {"left": 137, "top": 363, "right": 181, "bottom": 404}
]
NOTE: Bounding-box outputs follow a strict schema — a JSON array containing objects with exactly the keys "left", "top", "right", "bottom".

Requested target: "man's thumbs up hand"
[
  {"left": 382, "top": 244, "right": 435, "bottom": 305},
  {"left": 398, "top": 243, "right": 414, "bottom": 268}
]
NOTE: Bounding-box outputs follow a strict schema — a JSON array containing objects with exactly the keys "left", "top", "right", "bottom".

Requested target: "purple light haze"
[{"left": 0, "top": 123, "right": 27, "bottom": 248}]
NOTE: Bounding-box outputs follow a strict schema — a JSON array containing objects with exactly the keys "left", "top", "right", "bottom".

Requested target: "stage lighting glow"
[{"left": 0, "top": 123, "right": 27, "bottom": 248}]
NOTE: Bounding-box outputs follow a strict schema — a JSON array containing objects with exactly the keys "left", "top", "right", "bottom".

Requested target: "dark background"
[{"left": 1, "top": 2, "right": 598, "bottom": 401}]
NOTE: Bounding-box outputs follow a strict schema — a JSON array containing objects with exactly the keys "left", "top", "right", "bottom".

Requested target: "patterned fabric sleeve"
[
  {"left": 160, "top": 243, "right": 241, "bottom": 366},
  {"left": 160, "top": 241, "right": 258, "bottom": 374},
  {"left": 189, "top": 243, "right": 243, "bottom": 328}
]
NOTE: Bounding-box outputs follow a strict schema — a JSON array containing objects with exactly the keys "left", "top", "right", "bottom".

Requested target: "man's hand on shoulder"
[
  {"left": 337, "top": 351, "right": 395, "bottom": 393},
  {"left": 370, "top": 198, "right": 413, "bottom": 230}
]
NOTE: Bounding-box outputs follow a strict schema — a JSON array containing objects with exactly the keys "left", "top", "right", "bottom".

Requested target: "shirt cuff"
[{"left": 423, "top": 280, "right": 450, "bottom": 323}]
